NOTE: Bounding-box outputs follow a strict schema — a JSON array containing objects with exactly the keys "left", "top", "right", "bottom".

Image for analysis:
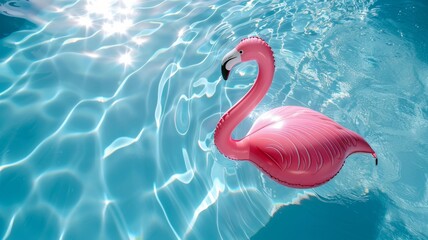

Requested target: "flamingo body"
[
  {"left": 244, "top": 106, "right": 374, "bottom": 188},
  {"left": 215, "top": 37, "right": 377, "bottom": 188}
]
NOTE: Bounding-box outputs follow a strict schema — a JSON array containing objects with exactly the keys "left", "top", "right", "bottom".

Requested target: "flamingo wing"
[{"left": 244, "top": 106, "right": 373, "bottom": 187}]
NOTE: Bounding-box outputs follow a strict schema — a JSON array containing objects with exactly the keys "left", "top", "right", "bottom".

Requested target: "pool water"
[{"left": 0, "top": 0, "right": 427, "bottom": 239}]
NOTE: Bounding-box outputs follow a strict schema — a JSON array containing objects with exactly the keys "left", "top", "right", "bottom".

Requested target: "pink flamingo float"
[{"left": 214, "top": 37, "right": 377, "bottom": 188}]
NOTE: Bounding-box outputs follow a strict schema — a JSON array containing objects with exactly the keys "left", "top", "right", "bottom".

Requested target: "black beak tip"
[{"left": 221, "top": 65, "right": 230, "bottom": 80}]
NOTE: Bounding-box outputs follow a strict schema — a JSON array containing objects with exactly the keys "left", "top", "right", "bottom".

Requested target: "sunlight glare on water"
[{"left": 0, "top": 0, "right": 427, "bottom": 239}]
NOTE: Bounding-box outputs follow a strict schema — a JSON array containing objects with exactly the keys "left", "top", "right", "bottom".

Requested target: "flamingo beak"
[
  {"left": 221, "top": 63, "right": 230, "bottom": 80},
  {"left": 221, "top": 49, "right": 241, "bottom": 80}
]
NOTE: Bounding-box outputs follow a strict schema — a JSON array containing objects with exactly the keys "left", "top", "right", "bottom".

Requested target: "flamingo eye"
[{"left": 239, "top": 50, "right": 243, "bottom": 54}]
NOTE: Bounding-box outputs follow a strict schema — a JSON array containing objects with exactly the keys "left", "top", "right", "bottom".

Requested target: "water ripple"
[{"left": 0, "top": 0, "right": 427, "bottom": 239}]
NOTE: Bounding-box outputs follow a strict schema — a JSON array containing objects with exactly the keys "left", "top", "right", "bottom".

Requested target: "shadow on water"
[
  {"left": 0, "top": 13, "right": 36, "bottom": 39},
  {"left": 252, "top": 191, "right": 388, "bottom": 240}
]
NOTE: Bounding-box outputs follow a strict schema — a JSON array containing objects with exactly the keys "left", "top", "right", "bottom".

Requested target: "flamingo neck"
[{"left": 215, "top": 56, "right": 275, "bottom": 160}]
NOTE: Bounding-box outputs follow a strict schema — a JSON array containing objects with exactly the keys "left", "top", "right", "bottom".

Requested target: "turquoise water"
[{"left": 0, "top": 0, "right": 427, "bottom": 239}]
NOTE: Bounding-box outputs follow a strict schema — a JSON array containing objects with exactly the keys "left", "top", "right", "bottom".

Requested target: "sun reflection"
[
  {"left": 102, "top": 195, "right": 114, "bottom": 218},
  {"left": 178, "top": 28, "right": 185, "bottom": 38},
  {"left": 54, "top": 7, "right": 65, "bottom": 13},
  {"left": 102, "top": 19, "right": 133, "bottom": 35},
  {"left": 132, "top": 36, "right": 147, "bottom": 46},
  {"left": 118, "top": 51, "right": 133, "bottom": 66},
  {"left": 85, "top": 0, "right": 115, "bottom": 16},
  {"left": 118, "top": 7, "right": 134, "bottom": 15},
  {"left": 76, "top": 16, "right": 93, "bottom": 28},
  {"left": 103, "top": 198, "right": 113, "bottom": 206},
  {"left": 70, "top": 0, "right": 142, "bottom": 68},
  {"left": 83, "top": 52, "right": 100, "bottom": 58},
  {"left": 75, "top": 0, "right": 137, "bottom": 36}
]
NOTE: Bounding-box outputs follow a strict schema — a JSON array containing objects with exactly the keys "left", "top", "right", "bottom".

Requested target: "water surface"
[{"left": 0, "top": 0, "right": 427, "bottom": 239}]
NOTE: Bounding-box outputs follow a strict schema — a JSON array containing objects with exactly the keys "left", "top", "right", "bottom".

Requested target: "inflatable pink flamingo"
[{"left": 215, "top": 37, "right": 377, "bottom": 188}]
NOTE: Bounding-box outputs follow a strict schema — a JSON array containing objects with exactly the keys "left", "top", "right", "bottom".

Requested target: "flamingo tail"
[{"left": 350, "top": 132, "right": 378, "bottom": 166}]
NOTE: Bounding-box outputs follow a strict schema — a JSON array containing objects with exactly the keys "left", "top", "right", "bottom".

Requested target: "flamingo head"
[{"left": 221, "top": 36, "right": 274, "bottom": 80}]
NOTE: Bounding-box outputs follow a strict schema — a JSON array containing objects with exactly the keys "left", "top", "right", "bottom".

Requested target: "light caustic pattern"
[{"left": 0, "top": 0, "right": 427, "bottom": 239}]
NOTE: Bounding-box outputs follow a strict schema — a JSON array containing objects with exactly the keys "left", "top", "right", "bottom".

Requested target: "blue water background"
[{"left": 0, "top": 0, "right": 427, "bottom": 239}]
